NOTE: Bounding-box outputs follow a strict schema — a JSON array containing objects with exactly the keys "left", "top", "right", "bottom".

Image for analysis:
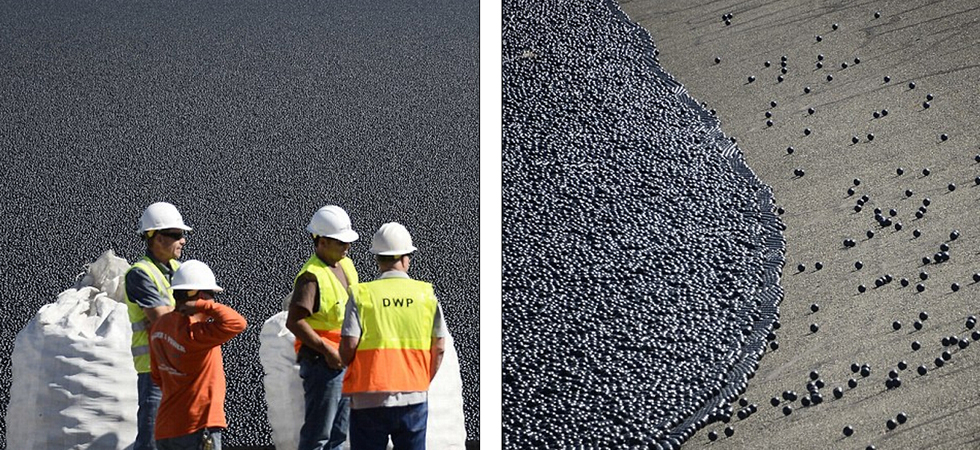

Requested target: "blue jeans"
[
  {"left": 298, "top": 356, "right": 350, "bottom": 450},
  {"left": 136, "top": 372, "right": 162, "bottom": 450},
  {"left": 157, "top": 428, "right": 222, "bottom": 450},
  {"left": 349, "top": 402, "right": 427, "bottom": 450}
]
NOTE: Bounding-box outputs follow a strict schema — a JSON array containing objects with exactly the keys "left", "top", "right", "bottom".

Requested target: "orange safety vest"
[
  {"left": 293, "top": 255, "right": 358, "bottom": 352},
  {"left": 343, "top": 277, "right": 438, "bottom": 394}
]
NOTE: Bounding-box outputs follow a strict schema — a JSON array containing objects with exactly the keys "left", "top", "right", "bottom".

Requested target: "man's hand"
[
  {"left": 178, "top": 300, "right": 200, "bottom": 316},
  {"left": 323, "top": 347, "right": 344, "bottom": 370}
]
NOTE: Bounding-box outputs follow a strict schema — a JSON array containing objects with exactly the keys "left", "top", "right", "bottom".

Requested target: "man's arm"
[
  {"left": 429, "top": 301, "right": 448, "bottom": 381},
  {"left": 143, "top": 306, "right": 173, "bottom": 324},
  {"left": 429, "top": 337, "right": 445, "bottom": 381},
  {"left": 340, "top": 335, "right": 359, "bottom": 366},
  {"left": 125, "top": 268, "right": 174, "bottom": 325},
  {"left": 285, "top": 274, "right": 343, "bottom": 369},
  {"left": 182, "top": 300, "right": 247, "bottom": 348},
  {"left": 339, "top": 292, "right": 361, "bottom": 366}
]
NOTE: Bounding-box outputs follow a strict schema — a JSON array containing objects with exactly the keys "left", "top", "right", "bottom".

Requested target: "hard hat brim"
[
  {"left": 171, "top": 283, "right": 224, "bottom": 292},
  {"left": 370, "top": 244, "right": 418, "bottom": 256},
  {"left": 143, "top": 224, "right": 193, "bottom": 232},
  {"left": 310, "top": 228, "right": 359, "bottom": 243}
]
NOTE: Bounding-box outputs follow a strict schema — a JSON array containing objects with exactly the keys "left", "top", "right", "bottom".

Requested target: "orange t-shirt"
[{"left": 149, "top": 300, "right": 247, "bottom": 440}]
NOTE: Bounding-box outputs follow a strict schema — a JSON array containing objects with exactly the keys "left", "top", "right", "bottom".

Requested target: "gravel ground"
[
  {"left": 620, "top": 0, "right": 980, "bottom": 448},
  {"left": 0, "top": 0, "right": 479, "bottom": 447}
]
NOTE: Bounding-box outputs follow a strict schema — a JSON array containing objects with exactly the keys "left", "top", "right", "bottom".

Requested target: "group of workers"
[{"left": 124, "top": 201, "right": 447, "bottom": 450}]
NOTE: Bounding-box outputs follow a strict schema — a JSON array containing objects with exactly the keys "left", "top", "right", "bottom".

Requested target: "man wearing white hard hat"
[
  {"left": 149, "top": 260, "right": 246, "bottom": 450},
  {"left": 125, "top": 201, "right": 193, "bottom": 450},
  {"left": 340, "top": 222, "right": 447, "bottom": 450},
  {"left": 286, "top": 205, "right": 360, "bottom": 450}
]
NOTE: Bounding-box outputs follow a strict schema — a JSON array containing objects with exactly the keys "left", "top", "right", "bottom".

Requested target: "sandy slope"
[{"left": 619, "top": 0, "right": 980, "bottom": 448}]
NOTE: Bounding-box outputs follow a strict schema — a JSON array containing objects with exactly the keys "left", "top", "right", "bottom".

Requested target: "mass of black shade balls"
[
  {"left": 502, "top": 0, "right": 784, "bottom": 447},
  {"left": 0, "top": 0, "right": 479, "bottom": 447}
]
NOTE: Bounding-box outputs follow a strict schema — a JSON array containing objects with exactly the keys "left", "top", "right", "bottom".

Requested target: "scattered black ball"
[
  {"left": 724, "top": 426, "right": 734, "bottom": 437},
  {"left": 917, "top": 365, "right": 928, "bottom": 376},
  {"left": 912, "top": 341, "right": 921, "bottom": 351},
  {"left": 843, "top": 426, "right": 854, "bottom": 437}
]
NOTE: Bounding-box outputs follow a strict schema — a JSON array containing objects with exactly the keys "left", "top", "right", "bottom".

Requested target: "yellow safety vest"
[
  {"left": 124, "top": 256, "right": 179, "bottom": 373},
  {"left": 342, "top": 277, "right": 438, "bottom": 394},
  {"left": 294, "top": 255, "right": 358, "bottom": 352}
]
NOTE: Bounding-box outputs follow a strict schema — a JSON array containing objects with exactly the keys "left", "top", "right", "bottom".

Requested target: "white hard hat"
[
  {"left": 306, "top": 205, "right": 359, "bottom": 243},
  {"left": 139, "top": 202, "right": 192, "bottom": 233},
  {"left": 369, "top": 222, "right": 418, "bottom": 256},
  {"left": 170, "top": 260, "right": 224, "bottom": 292}
]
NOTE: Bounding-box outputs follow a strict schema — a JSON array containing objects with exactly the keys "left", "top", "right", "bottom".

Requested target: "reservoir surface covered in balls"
[
  {"left": 0, "top": 0, "right": 480, "bottom": 446},
  {"left": 503, "top": 0, "right": 784, "bottom": 447}
]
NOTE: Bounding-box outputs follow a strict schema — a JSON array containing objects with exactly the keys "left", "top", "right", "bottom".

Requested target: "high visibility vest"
[
  {"left": 124, "top": 256, "right": 179, "bottom": 373},
  {"left": 343, "top": 277, "right": 438, "bottom": 394},
  {"left": 293, "top": 255, "right": 358, "bottom": 352}
]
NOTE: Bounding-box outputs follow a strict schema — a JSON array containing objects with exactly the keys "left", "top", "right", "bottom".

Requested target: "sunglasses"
[{"left": 157, "top": 230, "right": 186, "bottom": 240}]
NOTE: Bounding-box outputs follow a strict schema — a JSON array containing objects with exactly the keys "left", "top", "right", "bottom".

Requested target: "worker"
[
  {"left": 149, "top": 260, "right": 246, "bottom": 450},
  {"left": 340, "top": 222, "right": 447, "bottom": 450},
  {"left": 125, "top": 202, "right": 192, "bottom": 450},
  {"left": 285, "top": 205, "right": 360, "bottom": 450}
]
